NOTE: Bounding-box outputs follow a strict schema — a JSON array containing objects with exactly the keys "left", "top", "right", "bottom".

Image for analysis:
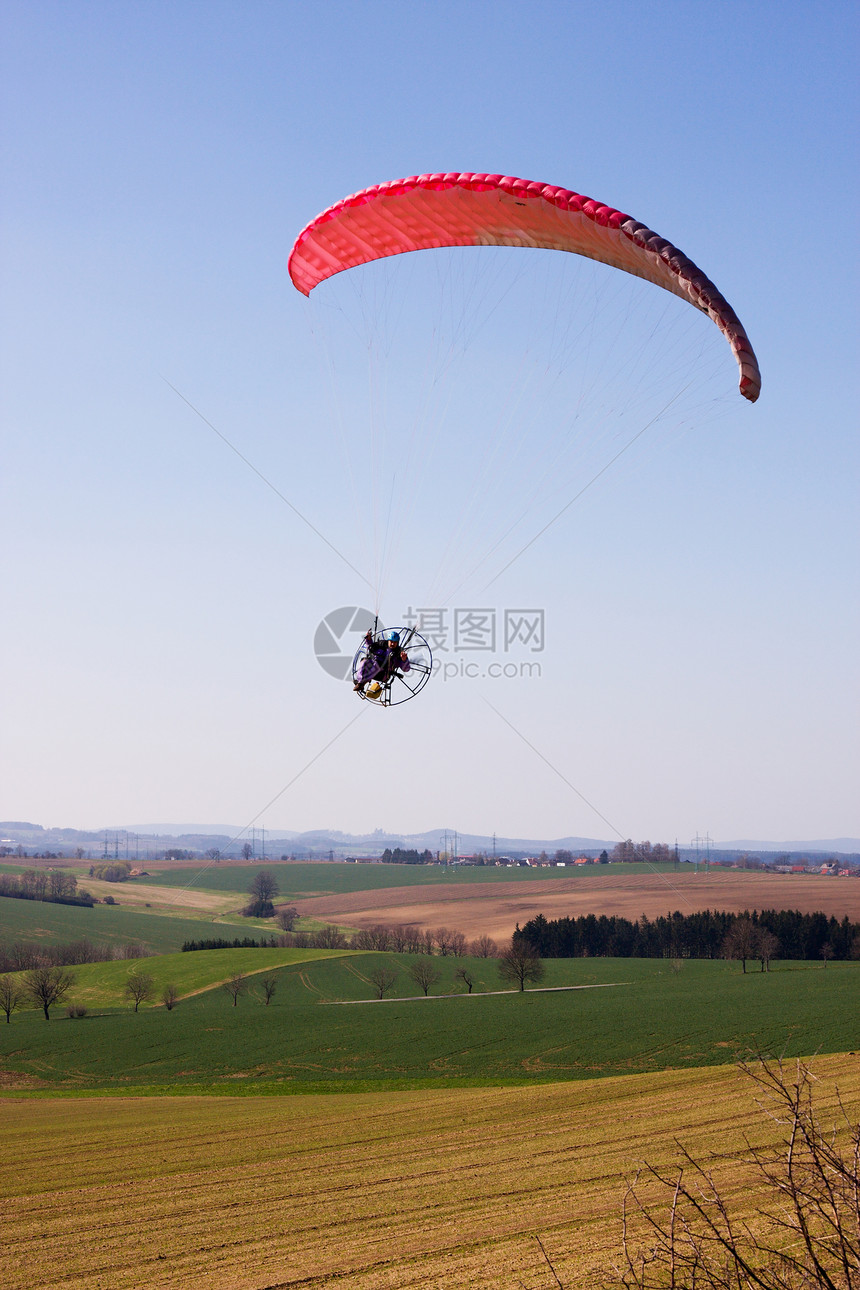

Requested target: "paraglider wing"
[{"left": 288, "top": 173, "right": 760, "bottom": 402}]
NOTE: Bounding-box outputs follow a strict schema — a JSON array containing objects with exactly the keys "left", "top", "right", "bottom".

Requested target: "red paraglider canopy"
[{"left": 288, "top": 172, "right": 760, "bottom": 402}]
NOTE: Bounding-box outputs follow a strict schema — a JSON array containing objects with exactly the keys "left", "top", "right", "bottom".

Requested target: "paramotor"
[{"left": 352, "top": 626, "right": 433, "bottom": 707}]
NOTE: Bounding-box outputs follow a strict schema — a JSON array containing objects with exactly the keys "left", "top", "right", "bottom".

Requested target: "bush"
[
  {"left": 66, "top": 1004, "right": 88, "bottom": 1018},
  {"left": 243, "top": 899, "right": 275, "bottom": 918}
]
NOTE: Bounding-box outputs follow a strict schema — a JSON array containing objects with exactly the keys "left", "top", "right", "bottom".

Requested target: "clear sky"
[{"left": 1, "top": 1, "right": 857, "bottom": 846}]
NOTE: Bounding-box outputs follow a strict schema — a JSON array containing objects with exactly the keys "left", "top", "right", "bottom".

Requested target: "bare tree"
[
  {"left": 0, "top": 973, "right": 24, "bottom": 1023},
  {"left": 368, "top": 965, "right": 399, "bottom": 999},
  {"left": 610, "top": 1058, "right": 860, "bottom": 1290},
  {"left": 388, "top": 925, "right": 411, "bottom": 953},
  {"left": 758, "top": 929, "right": 779, "bottom": 972},
  {"left": 498, "top": 941, "right": 545, "bottom": 992},
  {"left": 434, "top": 927, "right": 456, "bottom": 956},
  {"left": 449, "top": 930, "right": 467, "bottom": 957},
  {"left": 821, "top": 941, "right": 834, "bottom": 969},
  {"left": 409, "top": 960, "right": 441, "bottom": 996},
  {"left": 276, "top": 905, "right": 299, "bottom": 932},
  {"left": 353, "top": 924, "right": 392, "bottom": 951},
  {"left": 471, "top": 933, "right": 499, "bottom": 958},
  {"left": 115, "top": 941, "right": 150, "bottom": 961},
  {"left": 455, "top": 967, "right": 474, "bottom": 993},
  {"left": 223, "top": 972, "right": 247, "bottom": 1006},
  {"left": 24, "top": 965, "right": 76, "bottom": 1019},
  {"left": 420, "top": 928, "right": 436, "bottom": 955},
  {"left": 723, "top": 917, "right": 760, "bottom": 973},
  {"left": 278, "top": 931, "right": 309, "bottom": 949},
  {"left": 241, "top": 842, "right": 253, "bottom": 861},
  {"left": 249, "top": 871, "right": 279, "bottom": 901},
  {"left": 162, "top": 983, "right": 179, "bottom": 1011},
  {"left": 403, "top": 926, "right": 425, "bottom": 954},
  {"left": 124, "top": 972, "right": 154, "bottom": 1012},
  {"left": 245, "top": 870, "right": 280, "bottom": 917},
  {"left": 312, "top": 925, "right": 347, "bottom": 949},
  {"left": 259, "top": 975, "right": 278, "bottom": 1005}
]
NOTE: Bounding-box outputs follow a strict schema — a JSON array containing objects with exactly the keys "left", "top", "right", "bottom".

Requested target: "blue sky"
[{"left": 1, "top": 1, "right": 857, "bottom": 845}]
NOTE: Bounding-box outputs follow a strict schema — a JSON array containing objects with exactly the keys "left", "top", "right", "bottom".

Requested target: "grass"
[
  {"left": 134, "top": 859, "right": 675, "bottom": 898},
  {"left": 2, "top": 954, "right": 856, "bottom": 1093},
  {"left": 0, "top": 895, "right": 256, "bottom": 954},
  {"left": 2, "top": 865, "right": 856, "bottom": 1289},
  {"left": 1, "top": 1053, "right": 857, "bottom": 1290},
  {"left": 59, "top": 946, "right": 355, "bottom": 1008}
]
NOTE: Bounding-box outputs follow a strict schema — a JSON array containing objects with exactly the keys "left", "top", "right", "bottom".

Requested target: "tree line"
[
  {"left": 515, "top": 908, "right": 860, "bottom": 962},
  {"left": 0, "top": 870, "right": 94, "bottom": 906},
  {"left": 0, "top": 938, "right": 150, "bottom": 973},
  {"left": 607, "top": 840, "right": 678, "bottom": 864},
  {"left": 182, "top": 925, "right": 502, "bottom": 956},
  {"left": 380, "top": 847, "right": 435, "bottom": 865},
  {"left": 182, "top": 936, "right": 281, "bottom": 951}
]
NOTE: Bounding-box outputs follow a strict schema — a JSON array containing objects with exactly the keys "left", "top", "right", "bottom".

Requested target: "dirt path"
[{"left": 324, "top": 982, "right": 629, "bottom": 1004}]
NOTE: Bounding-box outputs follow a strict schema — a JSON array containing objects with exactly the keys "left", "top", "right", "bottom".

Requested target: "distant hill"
[
  {"left": 719, "top": 838, "right": 860, "bottom": 853},
  {"left": 2, "top": 821, "right": 858, "bottom": 860}
]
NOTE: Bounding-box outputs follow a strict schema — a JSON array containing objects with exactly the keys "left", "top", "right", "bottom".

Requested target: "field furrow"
[{"left": 2, "top": 1054, "right": 857, "bottom": 1289}]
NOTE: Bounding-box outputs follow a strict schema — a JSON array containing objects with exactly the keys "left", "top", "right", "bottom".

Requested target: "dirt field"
[
  {"left": 3, "top": 1054, "right": 857, "bottom": 1289},
  {"left": 298, "top": 869, "right": 860, "bottom": 942}
]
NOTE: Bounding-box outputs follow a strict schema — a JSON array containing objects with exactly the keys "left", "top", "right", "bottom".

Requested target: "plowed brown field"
[
  {"left": 299, "top": 870, "right": 860, "bottom": 941},
  {"left": 3, "top": 1054, "right": 857, "bottom": 1289}
]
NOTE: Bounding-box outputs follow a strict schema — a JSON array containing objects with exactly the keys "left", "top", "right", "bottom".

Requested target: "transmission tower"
[{"left": 691, "top": 832, "right": 713, "bottom": 873}]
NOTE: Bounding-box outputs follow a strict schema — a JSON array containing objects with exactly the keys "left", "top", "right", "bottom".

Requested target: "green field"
[
  {"left": 2, "top": 879, "right": 857, "bottom": 1290},
  {"left": 60, "top": 945, "right": 355, "bottom": 1006},
  {"left": 2, "top": 952, "right": 856, "bottom": 1094},
  {"left": 134, "top": 859, "right": 671, "bottom": 898},
  {"left": 0, "top": 895, "right": 254, "bottom": 953}
]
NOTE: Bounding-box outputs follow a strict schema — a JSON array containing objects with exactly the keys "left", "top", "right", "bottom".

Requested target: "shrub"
[
  {"left": 607, "top": 1058, "right": 860, "bottom": 1289},
  {"left": 242, "top": 898, "right": 275, "bottom": 918}
]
